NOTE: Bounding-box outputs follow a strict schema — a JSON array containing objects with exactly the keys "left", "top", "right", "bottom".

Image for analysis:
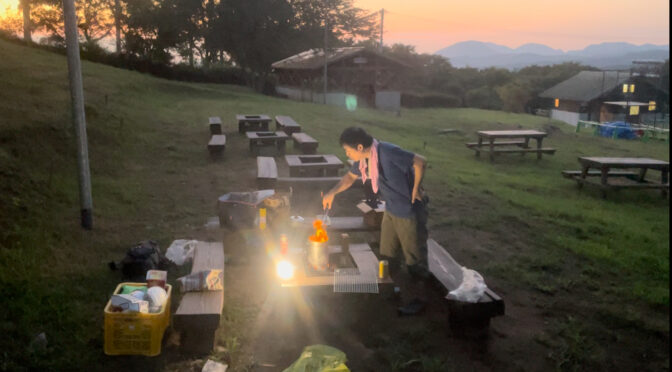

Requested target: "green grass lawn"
[{"left": 0, "top": 39, "right": 668, "bottom": 370}]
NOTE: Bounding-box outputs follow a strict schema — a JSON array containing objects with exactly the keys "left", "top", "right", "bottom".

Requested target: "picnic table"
[
  {"left": 466, "top": 130, "right": 556, "bottom": 161},
  {"left": 564, "top": 157, "right": 669, "bottom": 197},
  {"left": 237, "top": 114, "right": 271, "bottom": 133},
  {"left": 285, "top": 154, "right": 343, "bottom": 177},
  {"left": 246, "top": 131, "right": 289, "bottom": 156},
  {"left": 274, "top": 115, "right": 302, "bottom": 135}
]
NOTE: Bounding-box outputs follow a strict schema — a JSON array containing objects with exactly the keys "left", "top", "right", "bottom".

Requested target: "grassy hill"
[{"left": 0, "top": 38, "right": 669, "bottom": 370}]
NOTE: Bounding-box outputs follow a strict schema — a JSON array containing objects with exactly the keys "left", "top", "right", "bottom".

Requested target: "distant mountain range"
[{"left": 435, "top": 41, "right": 669, "bottom": 70}]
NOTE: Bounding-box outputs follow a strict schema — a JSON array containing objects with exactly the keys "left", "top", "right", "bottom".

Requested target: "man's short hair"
[{"left": 339, "top": 127, "right": 373, "bottom": 148}]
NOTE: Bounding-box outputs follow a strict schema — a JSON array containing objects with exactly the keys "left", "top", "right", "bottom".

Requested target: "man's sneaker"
[{"left": 397, "top": 298, "right": 427, "bottom": 316}]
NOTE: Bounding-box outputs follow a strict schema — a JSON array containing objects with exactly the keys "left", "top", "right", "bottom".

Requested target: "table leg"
[
  {"left": 277, "top": 140, "right": 286, "bottom": 156},
  {"left": 536, "top": 138, "right": 543, "bottom": 160},
  {"left": 579, "top": 164, "right": 589, "bottom": 189},
  {"left": 238, "top": 122, "right": 244, "bottom": 133},
  {"left": 489, "top": 138, "right": 495, "bottom": 162},
  {"left": 662, "top": 169, "right": 668, "bottom": 198},
  {"left": 476, "top": 136, "right": 483, "bottom": 158},
  {"left": 600, "top": 166, "right": 609, "bottom": 198},
  {"left": 638, "top": 168, "right": 648, "bottom": 183}
]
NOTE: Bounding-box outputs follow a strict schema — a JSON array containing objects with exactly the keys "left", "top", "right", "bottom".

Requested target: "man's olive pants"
[{"left": 379, "top": 197, "right": 429, "bottom": 277}]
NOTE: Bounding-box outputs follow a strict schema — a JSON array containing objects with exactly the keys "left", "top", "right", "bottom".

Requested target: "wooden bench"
[
  {"left": 471, "top": 147, "right": 556, "bottom": 155},
  {"left": 174, "top": 241, "right": 225, "bottom": 354},
  {"left": 208, "top": 134, "right": 226, "bottom": 158},
  {"left": 465, "top": 140, "right": 526, "bottom": 148},
  {"left": 275, "top": 115, "right": 302, "bottom": 135},
  {"left": 209, "top": 116, "right": 222, "bottom": 135},
  {"left": 561, "top": 170, "right": 638, "bottom": 179},
  {"left": 292, "top": 132, "right": 319, "bottom": 154},
  {"left": 427, "top": 239, "right": 504, "bottom": 331},
  {"left": 257, "top": 156, "right": 278, "bottom": 189}
]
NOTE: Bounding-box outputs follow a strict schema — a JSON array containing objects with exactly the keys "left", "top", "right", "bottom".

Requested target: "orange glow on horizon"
[
  {"left": 355, "top": 0, "right": 669, "bottom": 53},
  {"left": 0, "top": 0, "right": 18, "bottom": 11}
]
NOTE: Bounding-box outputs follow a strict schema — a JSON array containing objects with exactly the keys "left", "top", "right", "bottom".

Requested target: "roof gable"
[
  {"left": 271, "top": 47, "right": 409, "bottom": 70},
  {"left": 539, "top": 71, "right": 632, "bottom": 102}
]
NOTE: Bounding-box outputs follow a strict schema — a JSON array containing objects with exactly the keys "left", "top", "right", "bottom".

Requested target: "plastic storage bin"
[{"left": 104, "top": 282, "right": 172, "bottom": 356}]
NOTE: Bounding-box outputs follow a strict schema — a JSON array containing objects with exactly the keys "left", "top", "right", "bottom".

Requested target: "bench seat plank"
[
  {"left": 257, "top": 156, "right": 278, "bottom": 189},
  {"left": 427, "top": 238, "right": 504, "bottom": 329},
  {"left": 208, "top": 135, "right": 226, "bottom": 157},
  {"left": 275, "top": 115, "right": 302, "bottom": 135},
  {"left": 174, "top": 241, "right": 225, "bottom": 355},
  {"left": 292, "top": 132, "right": 319, "bottom": 154},
  {"left": 471, "top": 147, "right": 556, "bottom": 154},
  {"left": 465, "top": 141, "right": 526, "bottom": 147}
]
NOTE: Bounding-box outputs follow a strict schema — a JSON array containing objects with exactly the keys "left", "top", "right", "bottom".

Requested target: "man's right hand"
[{"left": 322, "top": 192, "right": 335, "bottom": 210}]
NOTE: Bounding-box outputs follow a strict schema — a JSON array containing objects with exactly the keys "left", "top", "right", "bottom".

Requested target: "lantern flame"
[{"left": 309, "top": 219, "right": 329, "bottom": 243}]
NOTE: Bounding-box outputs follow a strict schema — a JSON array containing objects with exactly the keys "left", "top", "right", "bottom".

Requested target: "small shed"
[
  {"left": 539, "top": 70, "right": 668, "bottom": 126},
  {"left": 271, "top": 47, "right": 409, "bottom": 110}
]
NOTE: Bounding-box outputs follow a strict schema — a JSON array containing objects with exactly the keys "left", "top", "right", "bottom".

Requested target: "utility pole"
[
  {"left": 114, "top": 0, "right": 121, "bottom": 54},
  {"left": 379, "top": 9, "right": 384, "bottom": 52},
  {"left": 21, "top": 0, "right": 31, "bottom": 44},
  {"left": 323, "top": 17, "right": 328, "bottom": 104},
  {"left": 63, "top": 0, "right": 94, "bottom": 230}
]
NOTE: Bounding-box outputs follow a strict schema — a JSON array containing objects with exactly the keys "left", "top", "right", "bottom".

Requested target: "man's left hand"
[{"left": 411, "top": 188, "right": 423, "bottom": 203}]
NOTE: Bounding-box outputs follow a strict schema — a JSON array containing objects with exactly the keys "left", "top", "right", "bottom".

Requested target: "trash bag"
[
  {"left": 165, "top": 239, "right": 198, "bottom": 266},
  {"left": 447, "top": 267, "right": 487, "bottom": 303},
  {"left": 282, "top": 345, "right": 350, "bottom": 372}
]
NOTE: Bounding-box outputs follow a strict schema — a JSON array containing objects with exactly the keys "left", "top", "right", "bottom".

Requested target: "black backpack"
[{"left": 109, "top": 240, "right": 168, "bottom": 281}]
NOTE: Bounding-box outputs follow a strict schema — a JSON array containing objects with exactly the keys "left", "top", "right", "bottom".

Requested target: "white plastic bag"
[
  {"left": 165, "top": 239, "right": 197, "bottom": 266},
  {"left": 447, "top": 266, "right": 487, "bottom": 303}
]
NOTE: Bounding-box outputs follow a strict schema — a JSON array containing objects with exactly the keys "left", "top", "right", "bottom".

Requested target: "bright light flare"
[{"left": 276, "top": 260, "right": 295, "bottom": 280}]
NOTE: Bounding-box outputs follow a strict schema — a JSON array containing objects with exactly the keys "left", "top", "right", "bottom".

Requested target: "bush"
[
  {"left": 401, "top": 92, "right": 461, "bottom": 108},
  {"left": 464, "top": 87, "right": 502, "bottom": 110}
]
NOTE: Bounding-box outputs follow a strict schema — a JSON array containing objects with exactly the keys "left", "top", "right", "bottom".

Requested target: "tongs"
[{"left": 322, "top": 206, "right": 330, "bottom": 224}]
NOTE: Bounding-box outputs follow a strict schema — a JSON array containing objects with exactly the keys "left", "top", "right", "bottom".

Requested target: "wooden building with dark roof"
[
  {"left": 271, "top": 47, "right": 409, "bottom": 109},
  {"left": 539, "top": 70, "right": 668, "bottom": 126}
]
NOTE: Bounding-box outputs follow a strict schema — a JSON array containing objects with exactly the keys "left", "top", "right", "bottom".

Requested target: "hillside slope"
[{"left": 0, "top": 39, "right": 669, "bottom": 370}]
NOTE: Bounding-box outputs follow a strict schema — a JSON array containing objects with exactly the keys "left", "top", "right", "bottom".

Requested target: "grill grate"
[{"left": 333, "top": 268, "right": 379, "bottom": 294}]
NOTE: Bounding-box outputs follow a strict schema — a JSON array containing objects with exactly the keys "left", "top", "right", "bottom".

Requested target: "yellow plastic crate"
[{"left": 104, "top": 282, "right": 172, "bottom": 356}]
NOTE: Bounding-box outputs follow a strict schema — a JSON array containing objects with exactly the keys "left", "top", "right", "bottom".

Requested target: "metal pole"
[
  {"left": 323, "top": 17, "right": 328, "bottom": 104},
  {"left": 379, "top": 9, "right": 384, "bottom": 52},
  {"left": 63, "top": 0, "right": 93, "bottom": 230}
]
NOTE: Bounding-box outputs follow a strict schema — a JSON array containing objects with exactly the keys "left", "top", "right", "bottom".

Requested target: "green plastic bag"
[{"left": 282, "top": 345, "right": 350, "bottom": 372}]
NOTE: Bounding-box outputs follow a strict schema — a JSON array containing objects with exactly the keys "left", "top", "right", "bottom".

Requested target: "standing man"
[{"left": 322, "top": 127, "right": 430, "bottom": 299}]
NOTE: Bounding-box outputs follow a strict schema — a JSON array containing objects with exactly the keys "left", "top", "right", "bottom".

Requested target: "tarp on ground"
[{"left": 598, "top": 121, "right": 638, "bottom": 140}]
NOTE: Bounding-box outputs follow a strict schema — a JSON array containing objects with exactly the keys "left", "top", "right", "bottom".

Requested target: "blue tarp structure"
[{"left": 598, "top": 121, "right": 638, "bottom": 140}]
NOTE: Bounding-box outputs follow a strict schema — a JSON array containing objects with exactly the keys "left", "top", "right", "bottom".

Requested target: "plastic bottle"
[
  {"left": 280, "top": 234, "right": 288, "bottom": 255},
  {"left": 259, "top": 208, "right": 267, "bottom": 230}
]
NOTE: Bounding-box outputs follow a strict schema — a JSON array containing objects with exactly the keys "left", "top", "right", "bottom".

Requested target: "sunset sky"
[
  {"left": 356, "top": 0, "right": 669, "bottom": 53},
  {"left": 1, "top": 0, "right": 669, "bottom": 53}
]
